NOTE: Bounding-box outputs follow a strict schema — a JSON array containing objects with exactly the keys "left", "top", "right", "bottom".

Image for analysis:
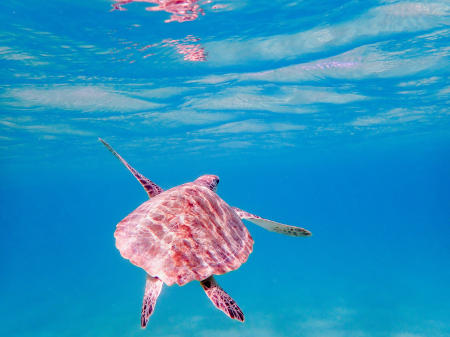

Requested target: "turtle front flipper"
[
  {"left": 99, "top": 138, "right": 163, "bottom": 198},
  {"left": 200, "top": 276, "right": 244, "bottom": 322},
  {"left": 232, "top": 207, "right": 312, "bottom": 237},
  {"left": 141, "top": 275, "right": 163, "bottom": 328}
]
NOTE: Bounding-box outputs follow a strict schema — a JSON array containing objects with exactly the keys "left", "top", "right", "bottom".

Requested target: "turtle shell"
[{"left": 114, "top": 181, "right": 254, "bottom": 286}]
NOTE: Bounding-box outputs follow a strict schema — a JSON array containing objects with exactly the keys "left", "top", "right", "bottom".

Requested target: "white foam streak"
[
  {"left": 183, "top": 86, "right": 365, "bottom": 113},
  {"left": 3, "top": 86, "right": 164, "bottom": 112},
  {"left": 193, "top": 119, "right": 306, "bottom": 135},
  {"left": 206, "top": 1, "right": 450, "bottom": 65}
]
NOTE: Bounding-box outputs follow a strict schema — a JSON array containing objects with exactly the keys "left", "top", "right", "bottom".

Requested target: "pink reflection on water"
[
  {"left": 111, "top": 34, "right": 206, "bottom": 62},
  {"left": 112, "top": 0, "right": 206, "bottom": 23},
  {"left": 212, "top": 4, "right": 227, "bottom": 10},
  {"left": 111, "top": 1, "right": 211, "bottom": 62},
  {"left": 163, "top": 35, "right": 207, "bottom": 61}
]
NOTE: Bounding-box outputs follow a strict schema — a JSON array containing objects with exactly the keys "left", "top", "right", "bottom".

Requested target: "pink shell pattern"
[{"left": 114, "top": 182, "right": 254, "bottom": 286}]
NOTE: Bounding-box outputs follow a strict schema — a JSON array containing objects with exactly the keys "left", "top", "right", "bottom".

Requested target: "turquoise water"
[{"left": 1, "top": 1, "right": 449, "bottom": 336}]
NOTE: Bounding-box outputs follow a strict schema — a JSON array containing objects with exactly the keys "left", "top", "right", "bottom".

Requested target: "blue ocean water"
[{"left": 1, "top": 0, "right": 449, "bottom": 336}]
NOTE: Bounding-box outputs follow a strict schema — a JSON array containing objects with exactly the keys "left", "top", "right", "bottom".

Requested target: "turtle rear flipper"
[
  {"left": 141, "top": 275, "right": 163, "bottom": 328},
  {"left": 200, "top": 276, "right": 244, "bottom": 322},
  {"left": 232, "top": 207, "right": 312, "bottom": 237}
]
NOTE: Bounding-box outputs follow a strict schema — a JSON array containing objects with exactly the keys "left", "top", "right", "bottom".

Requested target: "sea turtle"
[{"left": 99, "top": 138, "right": 311, "bottom": 328}]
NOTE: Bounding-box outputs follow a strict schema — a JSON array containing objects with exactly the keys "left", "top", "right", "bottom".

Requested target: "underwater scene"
[{"left": 0, "top": 1, "right": 449, "bottom": 336}]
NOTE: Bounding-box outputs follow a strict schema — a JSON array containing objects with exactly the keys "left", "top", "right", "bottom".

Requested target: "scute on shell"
[{"left": 114, "top": 182, "right": 254, "bottom": 286}]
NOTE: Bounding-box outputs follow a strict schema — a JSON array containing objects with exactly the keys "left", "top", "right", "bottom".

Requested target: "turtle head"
[{"left": 195, "top": 175, "right": 220, "bottom": 192}]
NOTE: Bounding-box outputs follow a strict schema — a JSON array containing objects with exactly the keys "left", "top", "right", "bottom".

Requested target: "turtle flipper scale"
[
  {"left": 141, "top": 275, "right": 163, "bottom": 328},
  {"left": 232, "top": 207, "right": 312, "bottom": 237},
  {"left": 99, "top": 138, "right": 163, "bottom": 198},
  {"left": 200, "top": 276, "right": 244, "bottom": 322}
]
